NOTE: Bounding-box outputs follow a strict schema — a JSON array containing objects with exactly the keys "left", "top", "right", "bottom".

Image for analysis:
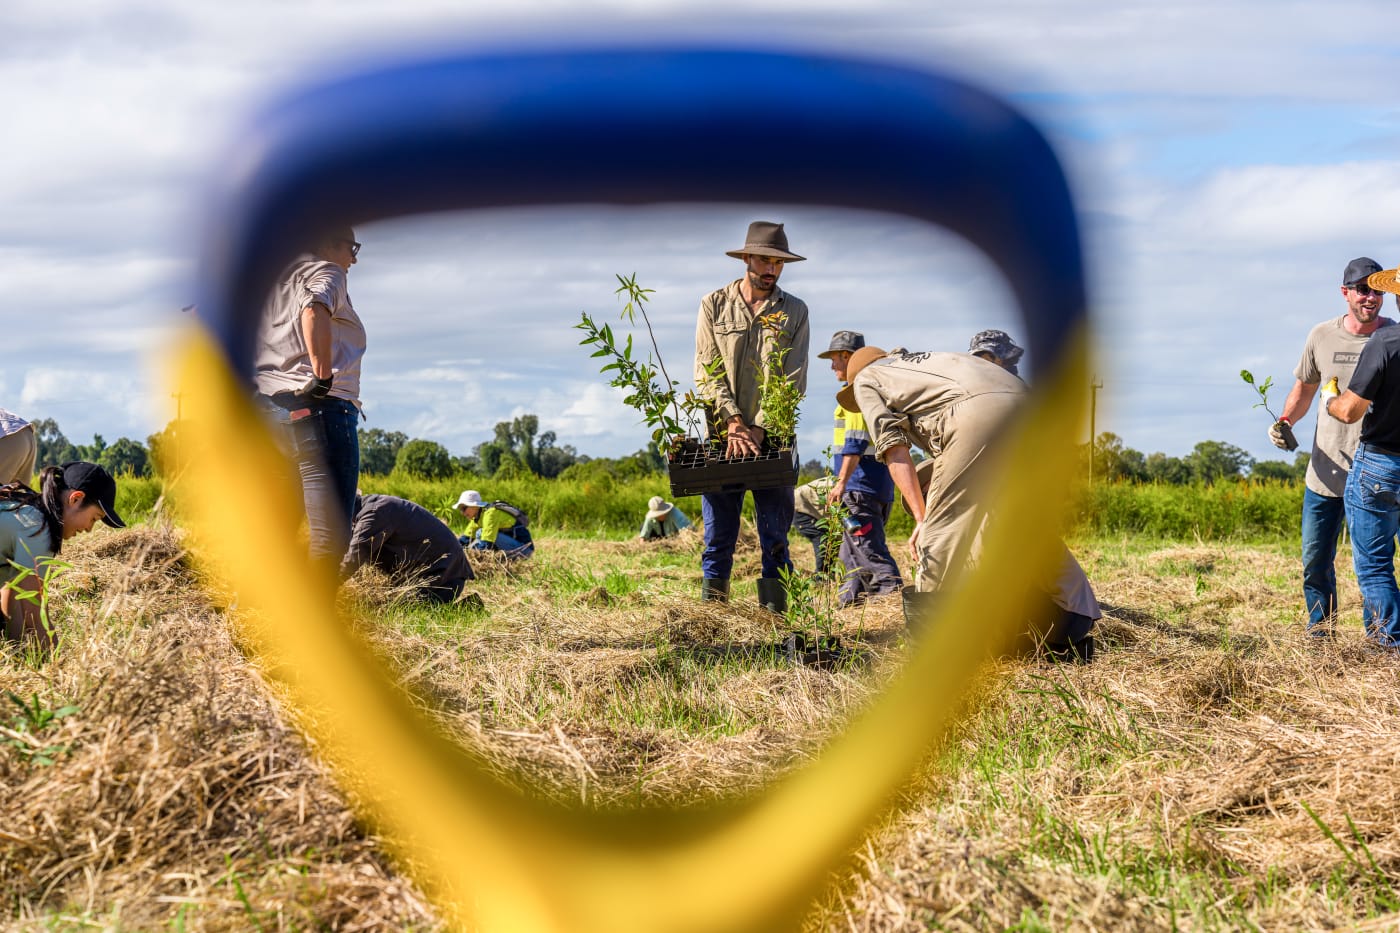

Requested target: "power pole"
[{"left": 1088, "top": 376, "right": 1103, "bottom": 483}]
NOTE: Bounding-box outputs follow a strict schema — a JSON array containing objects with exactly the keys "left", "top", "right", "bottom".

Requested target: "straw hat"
[
  {"left": 1369, "top": 265, "right": 1400, "bottom": 296},
  {"left": 835, "top": 346, "right": 889, "bottom": 412},
  {"left": 646, "top": 495, "right": 674, "bottom": 520}
]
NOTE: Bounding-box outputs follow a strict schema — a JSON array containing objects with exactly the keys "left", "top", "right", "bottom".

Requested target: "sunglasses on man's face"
[
  {"left": 342, "top": 239, "right": 362, "bottom": 258},
  {"left": 1348, "top": 282, "right": 1380, "bottom": 296}
]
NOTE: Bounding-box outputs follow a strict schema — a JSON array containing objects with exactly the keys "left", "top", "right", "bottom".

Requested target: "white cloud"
[
  {"left": 3, "top": 0, "right": 1399, "bottom": 468},
  {"left": 1154, "top": 162, "right": 1400, "bottom": 249}
]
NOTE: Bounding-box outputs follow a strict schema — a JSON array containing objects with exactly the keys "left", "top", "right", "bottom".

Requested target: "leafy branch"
[
  {"left": 757, "top": 311, "right": 801, "bottom": 446},
  {"left": 1239, "top": 370, "right": 1281, "bottom": 422},
  {"left": 577, "top": 274, "right": 706, "bottom": 448}
]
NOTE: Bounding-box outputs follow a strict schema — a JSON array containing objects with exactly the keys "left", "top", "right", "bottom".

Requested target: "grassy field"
[{"left": 3, "top": 496, "right": 1398, "bottom": 930}]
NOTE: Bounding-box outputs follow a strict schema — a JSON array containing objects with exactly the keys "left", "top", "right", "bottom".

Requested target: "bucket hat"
[
  {"left": 455, "top": 490, "right": 485, "bottom": 509},
  {"left": 835, "top": 346, "right": 889, "bottom": 412},
  {"left": 646, "top": 496, "right": 674, "bottom": 520},
  {"left": 968, "top": 329, "right": 1025, "bottom": 375},
  {"left": 818, "top": 330, "right": 866, "bottom": 360},
  {"left": 725, "top": 221, "right": 805, "bottom": 262}
]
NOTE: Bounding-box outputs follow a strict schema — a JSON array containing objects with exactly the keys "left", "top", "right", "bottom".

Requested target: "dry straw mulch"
[
  {"left": 817, "top": 544, "right": 1400, "bottom": 932},
  {"left": 1, "top": 524, "right": 438, "bottom": 931},
  {"left": 6, "top": 528, "right": 1400, "bottom": 932}
]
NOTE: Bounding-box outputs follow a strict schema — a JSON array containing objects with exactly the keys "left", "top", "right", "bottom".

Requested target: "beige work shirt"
[
  {"left": 254, "top": 255, "right": 366, "bottom": 406},
  {"left": 1294, "top": 315, "right": 1391, "bottom": 497},
  {"left": 693, "top": 279, "right": 810, "bottom": 430},
  {"left": 851, "top": 351, "right": 1026, "bottom": 460}
]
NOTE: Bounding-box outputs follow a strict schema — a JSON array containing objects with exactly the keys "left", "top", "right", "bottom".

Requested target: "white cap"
[{"left": 455, "top": 490, "right": 485, "bottom": 509}]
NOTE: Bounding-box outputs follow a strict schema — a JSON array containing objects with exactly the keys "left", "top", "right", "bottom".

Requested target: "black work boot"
[
  {"left": 1044, "top": 634, "right": 1096, "bottom": 663},
  {"left": 756, "top": 578, "right": 788, "bottom": 615},
  {"left": 700, "top": 578, "right": 731, "bottom": 602},
  {"left": 902, "top": 589, "right": 939, "bottom": 637}
]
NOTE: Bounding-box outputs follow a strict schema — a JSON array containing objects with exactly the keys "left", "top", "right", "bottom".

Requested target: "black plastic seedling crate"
[{"left": 666, "top": 439, "right": 800, "bottom": 497}]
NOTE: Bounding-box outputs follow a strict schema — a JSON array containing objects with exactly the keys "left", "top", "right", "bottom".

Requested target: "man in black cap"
[
  {"left": 692, "top": 221, "right": 810, "bottom": 608},
  {"left": 819, "top": 330, "right": 902, "bottom": 606},
  {"left": 1321, "top": 264, "right": 1400, "bottom": 647},
  {"left": 1271, "top": 257, "right": 1391, "bottom": 637}
]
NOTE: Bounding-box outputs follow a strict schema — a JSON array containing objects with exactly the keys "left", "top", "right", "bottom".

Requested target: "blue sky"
[{"left": 3, "top": 1, "right": 1399, "bottom": 469}]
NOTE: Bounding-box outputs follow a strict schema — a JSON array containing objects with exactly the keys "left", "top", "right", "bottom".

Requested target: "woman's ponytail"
[{"left": 35, "top": 466, "right": 65, "bottom": 553}]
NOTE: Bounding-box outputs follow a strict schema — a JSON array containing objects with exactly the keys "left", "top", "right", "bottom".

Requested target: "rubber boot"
[
  {"left": 701, "top": 578, "right": 730, "bottom": 603},
  {"left": 756, "top": 577, "right": 788, "bottom": 615},
  {"left": 902, "top": 589, "right": 939, "bottom": 637}
]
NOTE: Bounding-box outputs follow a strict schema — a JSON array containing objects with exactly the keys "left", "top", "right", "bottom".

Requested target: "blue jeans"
[
  {"left": 1344, "top": 444, "right": 1400, "bottom": 645},
  {"left": 262, "top": 397, "right": 361, "bottom": 565},
  {"left": 701, "top": 486, "right": 794, "bottom": 579},
  {"left": 1302, "top": 488, "right": 1348, "bottom": 632},
  {"left": 464, "top": 526, "right": 534, "bottom": 560}
]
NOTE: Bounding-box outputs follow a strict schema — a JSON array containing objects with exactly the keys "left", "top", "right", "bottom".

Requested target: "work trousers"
[
  {"left": 701, "top": 485, "right": 794, "bottom": 579},
  {"left": 837, "top": 492, "right": 902, "bottom": 606}
]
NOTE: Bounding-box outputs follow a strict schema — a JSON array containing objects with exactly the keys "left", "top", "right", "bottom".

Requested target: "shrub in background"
[{"left": 394, "top": 439, "right": 453, "bottom": 480}]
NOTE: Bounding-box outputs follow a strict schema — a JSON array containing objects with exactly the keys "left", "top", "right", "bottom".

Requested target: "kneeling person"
[
  {"left": 455, "top": 490, "right": 534, "bottom": 559},
  {"left": 2, "top": 462, "right": 125, "bottom": 651},
  {"left": 340, "top": 493, "right": 474, "bottom": 603},
  {"left": 639, "top": 496, "right": 692, "bottom": 540}
]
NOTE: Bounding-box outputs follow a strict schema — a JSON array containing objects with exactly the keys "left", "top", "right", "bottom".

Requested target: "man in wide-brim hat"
[
  {"left": 692, "top": 220, "right": 811, "bottom": 609},
  {"left": 842, "top": 345, "right": 1099, "bottom": 660}
]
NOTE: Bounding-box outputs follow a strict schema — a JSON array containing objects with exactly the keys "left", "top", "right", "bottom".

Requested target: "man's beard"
[{"left": 748, "top": 270, "right": 777, "bottom": 293}]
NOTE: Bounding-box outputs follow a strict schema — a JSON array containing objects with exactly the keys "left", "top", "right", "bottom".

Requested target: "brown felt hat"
[
  {"left": 725, "top": 221, "right": 805, "bottom": 262},
  {"left": 1369, "top": 266, "right": 1400, "bottom": 296},
  {"left": 835, "top": 346, "right": 889, "bottom": 412}
]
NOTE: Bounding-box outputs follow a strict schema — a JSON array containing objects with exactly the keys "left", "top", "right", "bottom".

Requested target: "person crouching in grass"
[{"left": 0, "top": 462, "right": 125, "bottom": 651}]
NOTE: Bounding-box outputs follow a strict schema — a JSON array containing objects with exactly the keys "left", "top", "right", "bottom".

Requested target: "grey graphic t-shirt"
[{"left": 1295, "top": 315, "right": 1392, "bottom": 496}]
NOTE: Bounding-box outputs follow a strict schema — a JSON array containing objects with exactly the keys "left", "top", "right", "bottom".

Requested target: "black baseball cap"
[
  {"left": 818, "top": 330, "right": 866, "bottom": 359},
  {"left": 1344, "top": 257, "right": 1383, "bottom": 286},
  {"left": 61, "top": 461, "right": 126, "bottom": 528}
]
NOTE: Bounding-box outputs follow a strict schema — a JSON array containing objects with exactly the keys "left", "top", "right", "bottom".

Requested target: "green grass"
[{"left": 124, "top": 470, "right": 1311, "bottom": 544}]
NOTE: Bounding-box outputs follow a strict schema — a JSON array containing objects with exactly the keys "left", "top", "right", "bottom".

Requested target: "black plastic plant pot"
[{"left": 667, "top": 438, "right": 800, "bottom": 497}]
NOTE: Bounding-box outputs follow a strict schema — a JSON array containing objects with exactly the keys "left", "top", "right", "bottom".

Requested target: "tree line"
[
  {"left": 31, "top": 413, "right": 660, "bottom": 481},
  {"left": 1090, "top": 432, "right": 1308, "bottom": 484},
  {"left": 29, "top": 416, "right": 1307, "bottom": 486}
]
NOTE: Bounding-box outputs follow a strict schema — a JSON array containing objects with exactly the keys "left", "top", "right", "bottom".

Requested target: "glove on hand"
[
  {"left": 1269, "top": 419, "right": 1298, "bottom": 452},
  {"left": 1320, "top": 377, "right": 1340, "bottom": 400},
  {"left": 306, "top": 375, "right": 334, "bottom": 400}
]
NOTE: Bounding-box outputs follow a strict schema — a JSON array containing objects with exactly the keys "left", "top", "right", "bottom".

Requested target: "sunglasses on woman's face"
[{"left": 341, "top": 239, "right": 361, "bottom": 257}]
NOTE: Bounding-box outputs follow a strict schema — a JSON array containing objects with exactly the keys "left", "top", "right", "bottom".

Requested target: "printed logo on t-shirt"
[{"left": 1332, "top": 351, "right": 1361, "bottom": 365}]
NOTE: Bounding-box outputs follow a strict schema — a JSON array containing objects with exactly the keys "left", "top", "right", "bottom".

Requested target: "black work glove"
[
  {"left": 306, "top": 375, "right": 334, "bottom": 400},
  {"left": 1268, "top": 419, "right": 1298, "bottom": 452}
]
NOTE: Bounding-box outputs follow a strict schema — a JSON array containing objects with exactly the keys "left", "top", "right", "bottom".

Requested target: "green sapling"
[{"left": 1240, "top": 369, "right": 1297, "bottom": 452}]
